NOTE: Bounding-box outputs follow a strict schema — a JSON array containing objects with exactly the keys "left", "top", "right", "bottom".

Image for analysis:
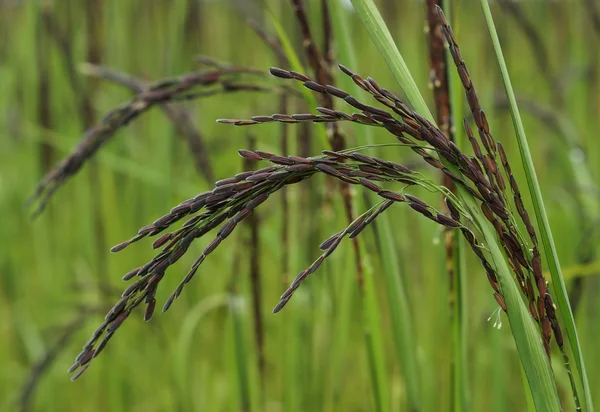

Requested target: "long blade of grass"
[
  {"left": 349, "top": 0, "right": 562, "bottom": 409},
  {"left": 479, "top": 1, "right": 594, "bottom": 410},
  {"left": 329, "top": 2, "right": 420, "bottom": 410},
  {"left": 349, "top": 0, "right": 433, "bottom": 122},
  {"left": 442, "top": 2, "right": 470, "bottom": 409}
]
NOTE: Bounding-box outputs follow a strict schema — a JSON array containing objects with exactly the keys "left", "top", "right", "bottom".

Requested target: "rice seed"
[
  {"left": 409, "top": 202, "right": 434, "bottom": 219},
  {"left": 217, "top": 220, "right": 237, "bottom": 239},
  {"left": 94, "top": 331, "right": 115, "bottom": 358},
  {"left": 162, "top": 294, "right": 176, "bottom": 313},
  {"left": 144, "top": 298, "right": 156, "bottom": 322},
  {"left": 272, "top": 299, "right": 289, "bottom": 314},
  {"left": 114, "top": 307, "right": 132, "bottom": 325},
  {"left": 122, "top": 267, "right": 141, "bottom": 281},
  {"left": 304, "top": 80, "right": 327, "bottom": 93},
  {"left": 494, "top": 293, "right": 507, "bottom": 312},
  {"left": 325, "top": 85, "right": 349, "bottom": 98},
  {"left": 269, "top": 67, "right": 294, "bottom": 79},
  {"left": 436, "top": 214, "right": 460, "bottom": 228},
  {"left": 445, "top": 198, "right": 461, "bottom": 221},
  {"left": 552, "top": 322, "right": 563, "bottom": 347},
  {"left": 246, "top": 193, "right": 269, "bottom": 210},
  {"left": 203, "top": 237, "right": 222, "bottom": 255},
  {"left": 529, "top": 301, "right": 539, "bottom": 322},
  {"left": 320, "top": 232, "right": 342, "bottom": 250},
  {"left": 542, "top": 316, "right": 552, "bottom": 341},
  {"left": 379, "top": 191, "right": 405, "bottom": 202},
  {"left": 238, "top": 149, "right": 263, "bottom": 161},
  {"left": 537, "top": 296, "right": 546, "bottom": 320},
  {"left": 152, "top": 233, "right": 172, "bottom": 249},
  {"left": 110, "top": 240, "right": 131, "bottom": 253},
  {"left": 70, "top": 364, "right": 90, "bottom": 382},
  {"left": 323, "top": 237, "right": 343, "bottom": 258}
]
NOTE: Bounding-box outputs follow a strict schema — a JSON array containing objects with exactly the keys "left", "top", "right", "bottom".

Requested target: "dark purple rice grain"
[
  {"left": 110, "top": 240, "right": 131, "bottom": 253},
  {"left": 315, "top": 163, "right": 342, "bottom": 178},
  {"left": 238, "top": 149, "right": 263, "bottom": 160},
  {"left": 217, "top": 220, "right": 237, "bottom": 239},
  {"left": 358, "top": 165, "right": 384, "bottom": 175},
  {"left": 343, "top": 96, "right": 367, "bottom": 111},
  {"left": 250, "top": 116, "right": 273, "bottom": 123},
  {"left": 144, "top": 298, "right": 156, "bottom": 322},
  {"left": 182, "top": 215, "right": 203, "bottom": 228},
  {"left": 279, "top": 287, "right": 295, "bottom": 301},
  {"left": 307, "top": 255, "right": 326, "bottom": 275},
  {"left": 379, "top": 191, "right": 405, "bottom": 202},
  {"left": 319, "top": 232, "right": 342, "bottom": 250},
  {"left": 269, "top": 67, "right": 294, "bottom": 78},
  {"left": 542, "top": 316, "right": 551, "bottom": 341},
  {"left": 315, "top": 107, "right": 336, "bottom": 116},
  {"left": 537, "top": 297, "right": 546, "bottom": 320},
  {"left": 203, "top": 238, "right": 222, "bottom": 255},
  {"left": 333, "top": 110, "right": 354, "bottom": 120},
  {"left": 286, "top": 163, "right": 314, "bottom": 173},
  {"left": 552, "top": 322, "right": 563, "bottom": 347},
  {"left": 183, "top": 265, "right": 199, "bottom": 284},
  {"left": 347, "top": 216, "right": 366, "bottom": 233},
  {"left": 246, "top": 172, "right": 270, "bottom": 182},
  {"left": 246, "top": 193, "right": 269, "bottom": 210},
  {"left": 122, "top": 267, "right": 141, "bottom": 281},
  {"left": 107, "top": 311, "right": 130, "bottom": 333},
  {"left": 494, "top": 293, "right": 507, "bottom": 312},
  {"left": 409, "top": 202, "right": 434, "bottom": 219},
  {"left": 216, "top": 177, "right": 239, "bottom": 186},
  {"left": 436, "top": 214, "right": 460, "bottom": 228},
  {"left": 325, "top": 85, "right": 349, "bottom": 98},
  {"left": 303, "top": 81, "right": 327, "bottom": 93},
  {"left": 529, "top": 301, "right": 539, "bottom": 322},
  {"left": 213, "top": 184, "right": 236, "bottom": 196},
  {"left": 445, "top": 198, "right": 461, "bottom": 221},
  {"left": 272, "top": 299, "right": 288, "bottom": 314},
  {"left": 67, "top": 362, "right": 80, "bottom": 374},
  {"left": 152, "top": 233, "right": 172, "bottom": 249},
  {"left": 267, "top": 170, "right": 290, "bottom": 181},
  {"left": 544, "top": 294, "right": 556, "bottom": 318},
  {"left": 323, "top": 237, "right": 343, "bottom": 258},
  {"left": 404, "top": 195, "right": 427, "bottom": 207},
  {"left": 93, "top": 331, "right": 114, "bottom": 358},
  {"left": 70, "top": 365, "right": 90, "bottom": 382},
  {"left": 162, "top": 294, "right": 176, "bottom": 313}
]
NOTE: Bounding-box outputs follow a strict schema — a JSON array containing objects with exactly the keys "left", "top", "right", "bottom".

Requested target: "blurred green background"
[{"left": 1, "top": 0, "right": 599, "bottom": 411}]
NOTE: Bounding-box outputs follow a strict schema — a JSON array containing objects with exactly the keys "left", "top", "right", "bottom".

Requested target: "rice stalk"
[
  {"left": 27, "top": 65, "right": 287, "bottom": 216},
  {"left": 479, "top": 1, "right": 592, "bottom": 409},
  {"left": 349, "top": 0, "right": 563, "bottom": 408}
]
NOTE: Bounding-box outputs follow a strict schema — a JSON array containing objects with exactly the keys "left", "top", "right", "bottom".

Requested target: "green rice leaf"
[
  {"left": 350, "top": 0, "right": 562, "bottom": 409},
  {"left": 479, "top": 1, "right": 593, "bottom": 410}
]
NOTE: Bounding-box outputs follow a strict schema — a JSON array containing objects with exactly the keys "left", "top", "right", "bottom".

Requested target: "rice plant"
[{"left": 5, "top": 0, "right": 595, "bottom": 410}]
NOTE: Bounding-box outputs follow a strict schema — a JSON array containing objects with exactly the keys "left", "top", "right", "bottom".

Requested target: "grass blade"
[
  {"left": 349, "top": 0, "right": 433, "bottom": 122},
  {"left": 330, "top": 1, "right": 420, "bottom": 409},
  {"left": 479, "top": 1, "right": 594, "bottom": 410},
  {"left": 349, "top": 0, "right": 562, "bottom": 409}
]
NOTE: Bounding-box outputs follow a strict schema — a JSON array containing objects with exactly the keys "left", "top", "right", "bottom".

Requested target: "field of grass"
[{"left": 1, "top": 0, "right": 599, "bottom": 411}]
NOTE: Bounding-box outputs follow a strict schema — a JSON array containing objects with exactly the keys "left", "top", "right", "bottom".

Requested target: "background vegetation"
[{"left": 1, "top": 0, "right": 599, "bottom": 410}]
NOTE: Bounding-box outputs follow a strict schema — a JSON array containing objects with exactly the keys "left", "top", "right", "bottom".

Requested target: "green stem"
[
  {"left": 331, "top": 2, "right": 421, "bottom": 409},
  {"left": 442, "top": 2, "right": 469, "bottom": 409},
  {"left": 480, "top": 1, "right": 592, "bottom": 410},
  {"left": 350, "top": 0, "right": 562, "bottom": 409}
]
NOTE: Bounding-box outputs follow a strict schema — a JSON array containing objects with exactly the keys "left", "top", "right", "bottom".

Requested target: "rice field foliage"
[{"left": 0, "top": 0, "right": 599, "bottom": 411}]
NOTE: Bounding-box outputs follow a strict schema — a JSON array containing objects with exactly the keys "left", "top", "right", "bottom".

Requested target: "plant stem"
[{"left": 479, "top": 1, "right": 592, "bottom": 410}]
